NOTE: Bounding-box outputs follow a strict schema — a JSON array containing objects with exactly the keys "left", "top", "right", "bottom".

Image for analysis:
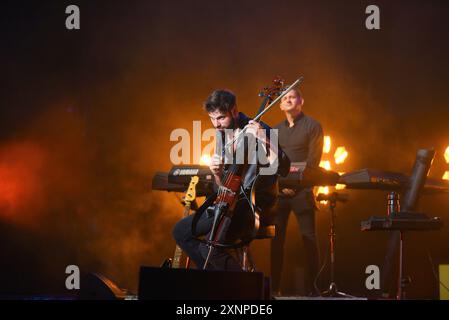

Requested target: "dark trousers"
[
  {"left": 172, "top": 198, "right": 253, "bottom": 271},
  {"left": 271, "top": 191, "right": 320, "bottom": 294}
]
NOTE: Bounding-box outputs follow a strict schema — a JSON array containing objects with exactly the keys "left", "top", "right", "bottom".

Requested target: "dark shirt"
[
  {"left": 275, "top": 112, "right": 323, "bottom": 168},
  {"left": 275, "top": 112, "right": 323, "bottom": 196},
  {"left": 216, "top": 112, "right": 291, "bottom": 222},
  {"left": 217, "top": 112, "right": 290, "bottom": 187}
]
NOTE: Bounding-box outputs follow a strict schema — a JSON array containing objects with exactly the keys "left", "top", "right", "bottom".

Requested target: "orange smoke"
[
  {"left": 0, "top": 106, "right": 91, "bottom": 227},
  {"left": 0, "top": 142, "right": 46, "bottom": 222}
]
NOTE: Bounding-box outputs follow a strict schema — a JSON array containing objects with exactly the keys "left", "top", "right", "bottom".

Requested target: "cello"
[{"left": 197, "top": 77, "right": 304, "bottom": 269}]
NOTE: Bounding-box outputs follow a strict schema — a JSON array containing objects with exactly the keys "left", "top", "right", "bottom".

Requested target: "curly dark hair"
[{"left": 204, "top": 90, "right": 236, "bottom": 113}]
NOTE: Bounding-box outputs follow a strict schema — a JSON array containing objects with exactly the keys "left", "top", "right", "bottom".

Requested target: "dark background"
[{"left": 0, "top": 0, "right": 448, "bottom": 298}]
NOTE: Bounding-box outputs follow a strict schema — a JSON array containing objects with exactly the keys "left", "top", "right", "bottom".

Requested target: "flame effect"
[
  {"left": 319, "top": 160, "right": 331, "bottom": 171},
  {"left": 336, "top": 172, "right": 346, "bottom": 190},
  {"left": 317, "top": 137, "right": 349, "bottom": 203},
  {"left": 442, "top": 147, "right": 449, "bottom": 180},
  {"left": 317, "top": 186, "right": 329, "bottom": 204},
  {"left": 317, "top": 186, "right": 329, "bottom": 195},
  {"left": 200, "top": 154, "right": 211, "bottom": 166},
  {"left": 445, "top": 146, "right": 449, "bottom": 164},
  {"left": 323, "top": 136, "right": 331, "bottom": 154},
  {"left": 334, "top": 146, "right": 348, "bottom": 164}
]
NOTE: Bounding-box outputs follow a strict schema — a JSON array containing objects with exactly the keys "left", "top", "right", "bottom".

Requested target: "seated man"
[{"left": 172, "top": 89, "right": 290, "bottom": 271}]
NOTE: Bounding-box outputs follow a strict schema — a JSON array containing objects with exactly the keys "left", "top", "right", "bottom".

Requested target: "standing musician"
[
  {"left": 271, "top": 88, "right": 323, "bottom": 296},
  {"left": 173, "top": 89, "right": 290, "bottom": 271}
]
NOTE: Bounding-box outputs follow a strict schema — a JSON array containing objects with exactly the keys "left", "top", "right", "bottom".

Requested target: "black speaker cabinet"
[
  {"left": 79, "top": 273, "right": 126, "bottom": 300},
  {"left": 138, "top": 267, "right": 267, "bottom": 300}
]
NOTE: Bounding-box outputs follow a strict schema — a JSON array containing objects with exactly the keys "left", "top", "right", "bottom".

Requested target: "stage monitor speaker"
[
  {"left": 79, "top": 272, "right": 126, "bottom": 300},
  {"left": 138, "top": 267, "right": 266, "bottom": 300}
]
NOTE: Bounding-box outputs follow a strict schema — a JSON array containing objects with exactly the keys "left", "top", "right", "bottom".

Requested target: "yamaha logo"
[
  {"left": 178, "top": 169, "right": 199, "bottom": 175},
  {"left": 172, "top": 168, "right": 200, "bottom": 176}
]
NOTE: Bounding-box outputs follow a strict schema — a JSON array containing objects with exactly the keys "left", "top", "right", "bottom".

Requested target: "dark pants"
[
  {"left": 172, "top": 198, "right": 254, "bottom": 271},
  {"left": 271, "top": 191, "right": 320, "bottom": 295}
]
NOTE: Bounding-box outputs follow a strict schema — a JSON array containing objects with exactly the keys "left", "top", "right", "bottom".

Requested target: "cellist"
[{"left": 172, "top": 88, "right": 290, "bottom": 271}]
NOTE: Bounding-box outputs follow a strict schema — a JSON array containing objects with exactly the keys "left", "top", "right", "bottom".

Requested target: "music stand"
[{"left": 317, "top": 192, "right": 354, "bottom": 298}]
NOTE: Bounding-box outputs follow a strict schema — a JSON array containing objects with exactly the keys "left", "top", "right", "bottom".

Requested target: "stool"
[{"left": 240, "top": 224, "right": 276, "bottom": 272}]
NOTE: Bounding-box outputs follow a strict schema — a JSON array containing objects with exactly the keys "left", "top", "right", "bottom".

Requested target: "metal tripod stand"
[{"left": 318, "top": 192, "right": 354, "bottom": 298}]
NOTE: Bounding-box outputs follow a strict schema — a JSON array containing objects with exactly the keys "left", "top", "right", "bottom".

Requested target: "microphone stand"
[{"left": 318, "top": 192, "right": 355, "bottom": 298}]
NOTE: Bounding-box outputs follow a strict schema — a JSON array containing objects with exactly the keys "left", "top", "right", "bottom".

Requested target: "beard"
[{"left": 216, "top": 113, "right": 238, "bottom": 131}]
